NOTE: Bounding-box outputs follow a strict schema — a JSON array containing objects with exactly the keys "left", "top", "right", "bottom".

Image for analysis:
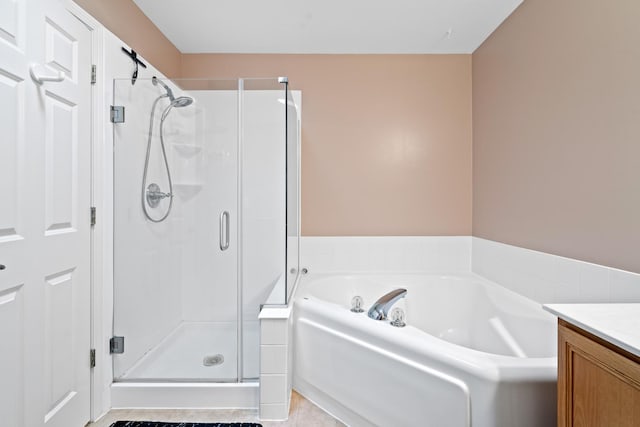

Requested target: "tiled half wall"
[{"left": 298, "top": 236, "right": 640, "bottom": 304}]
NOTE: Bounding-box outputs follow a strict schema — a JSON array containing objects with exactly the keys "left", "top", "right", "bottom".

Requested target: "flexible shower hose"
[{"left": 141, "top": 95, "right": 174, "bottom": 222}]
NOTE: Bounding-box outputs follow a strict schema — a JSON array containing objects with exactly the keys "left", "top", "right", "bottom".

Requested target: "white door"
[{"left": 0, "top": 0, "right": 92, "bottom": 426}]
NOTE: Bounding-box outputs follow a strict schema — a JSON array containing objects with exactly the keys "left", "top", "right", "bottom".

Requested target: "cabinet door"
[{"left": 558, "top": 322, "right": 640, "bottom": 427}]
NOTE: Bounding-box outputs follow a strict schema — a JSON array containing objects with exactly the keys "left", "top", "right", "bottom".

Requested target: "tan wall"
[
  {"left": 182, "top": 54, "right": 473, "bottom": 236},
  {"left": 73, "top": 0, "right": 181, "bottom": 77},
  {"left": 473, "top": 0, "right": 640, "bottom": 273}
]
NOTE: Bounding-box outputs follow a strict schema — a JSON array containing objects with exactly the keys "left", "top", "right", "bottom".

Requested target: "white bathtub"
[{"left": 292, "top": 273, "right": 557, "bottom": 427}]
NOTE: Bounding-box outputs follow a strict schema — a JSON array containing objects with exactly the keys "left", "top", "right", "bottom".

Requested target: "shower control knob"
[
  {"left": 146, "top": 183, "right": 172, "bottom": 208},
  {"left": 301, "top": 268, "right": 308, "bottom": 275}
]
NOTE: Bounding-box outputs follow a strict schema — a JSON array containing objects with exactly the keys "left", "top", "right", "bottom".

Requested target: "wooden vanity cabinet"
[{"left": 558, "top": 319, "right": 640, "bottom": 426}]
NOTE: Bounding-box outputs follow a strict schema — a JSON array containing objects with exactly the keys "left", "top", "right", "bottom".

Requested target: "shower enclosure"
[{"left": 111, "top": 77, "right": 300, "bottom": 384}]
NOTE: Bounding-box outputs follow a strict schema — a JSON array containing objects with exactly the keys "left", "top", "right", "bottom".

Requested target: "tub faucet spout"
[{"left": 368, "top": 288, "right": 407, "bottom": 320}]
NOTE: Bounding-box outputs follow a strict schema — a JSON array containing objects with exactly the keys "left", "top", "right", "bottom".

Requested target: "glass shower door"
[{"left": 112, "top": 78, "right": 239, "bottom": 382}]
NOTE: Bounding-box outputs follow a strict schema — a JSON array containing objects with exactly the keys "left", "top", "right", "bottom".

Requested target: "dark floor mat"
[{"left": 110, "top": 423, "right": 262, "bottom": 427}]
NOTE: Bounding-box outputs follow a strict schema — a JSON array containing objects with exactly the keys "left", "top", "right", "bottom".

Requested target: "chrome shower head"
[
  {"left": 153, "top": 76, "right": 194, "bottom": 119},
  {"left": 161, "top": 95, "right": 194, "bottom": 121},
  {"left": 171, "top": 96, "right": 193, "bottom": 108}
]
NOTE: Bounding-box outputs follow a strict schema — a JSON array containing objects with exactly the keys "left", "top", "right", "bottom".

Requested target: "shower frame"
[{"left": 109, "top": 75, "right": 300, "bottom": 396}]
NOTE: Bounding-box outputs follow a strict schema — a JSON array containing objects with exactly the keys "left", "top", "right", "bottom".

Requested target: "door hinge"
[
  {"left": 91, "top": 64, "right": 96, "bottom": 85},
  {"left": 90, "top": 206, "right": 96, "bottom": 227},
  {"left": 110, "top": 105, "right": 125, "bottom": 123},
  {"left": 90, "top": 349, "right": 96, "bottom": 368},
  {"left": 110, "top": 336, "right": 125, "bottom": 354}
]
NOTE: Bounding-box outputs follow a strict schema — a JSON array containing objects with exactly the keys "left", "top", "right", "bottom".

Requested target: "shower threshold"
[{"left": 111, "top": 381, "right": 259, "bottom": 409}]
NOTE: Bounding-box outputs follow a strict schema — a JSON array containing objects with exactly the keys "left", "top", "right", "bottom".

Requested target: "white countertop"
[{"left": 543, "top": 304, "right": 640, "bottom": 358}]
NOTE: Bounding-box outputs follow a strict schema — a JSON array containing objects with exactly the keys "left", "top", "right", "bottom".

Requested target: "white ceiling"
[{"left": 133, "top": 0, "right": 523, "bottom": 54}]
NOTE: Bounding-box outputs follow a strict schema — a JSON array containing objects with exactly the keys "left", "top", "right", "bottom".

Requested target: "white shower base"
[
  {"left": 117, "top": 321, "right": 259, "bottom": 381},
  {"left": 111, "top": 321, "right": 260, "bottom": 409}
]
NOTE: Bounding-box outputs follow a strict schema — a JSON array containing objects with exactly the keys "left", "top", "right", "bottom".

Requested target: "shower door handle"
[{"left": 220, "top": 211, "right": 230, "bottom": 251}]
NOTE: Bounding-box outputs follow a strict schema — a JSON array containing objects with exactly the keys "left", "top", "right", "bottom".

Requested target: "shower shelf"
[
  {"left": 172, "top": 182, "right": 203, "bottom": 199},
  {"left": 162, "top": 128, "right": 188, "bottom": 137},
  {"left": 172, "top": 143, "right": 202, "bottom": 156}
]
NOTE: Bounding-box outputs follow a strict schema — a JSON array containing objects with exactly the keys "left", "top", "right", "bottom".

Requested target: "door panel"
[
  {"left": 45, "top": 18, "right": 76, "bottom": 79},
  {"left": 0, "top": 0, "right": 29, "bottom": 425},
  {"left": 43, "top": 269, "right": 76, "bottom": 423},
  {"left": 0, "top": 0, "right": 91, "bottom": 425},
  {"left": 39, "top": 2, "right": 91, "bottom": 427},
  {"left": 0, "top": 0, "right": 26, "bottom": 243},
  {"left": 0, "top": 0, "right": 26, "bottom": 52},
  {"left": 0, "top": 0, "right": 25, "bottom": 46},
  {"left": 0, "top": 285, "right": 25, "bottom": 427},
  {"left": 0, "top": 70, "right": 24, "bottom": 240},
  {"left": 44, "top": 93, "right": 77, "bottom": 234}
]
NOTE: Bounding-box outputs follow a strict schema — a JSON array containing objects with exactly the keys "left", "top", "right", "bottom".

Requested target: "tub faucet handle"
[
  {"left": 390, "top": 307, "right": 406, "bottom": 327},
  {"left": 351, "top": 296, "right": 365, "bottom": 313}
]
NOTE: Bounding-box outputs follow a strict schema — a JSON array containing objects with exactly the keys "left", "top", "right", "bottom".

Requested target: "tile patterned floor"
[{"left": 89, "top": 391, "right": 345, "bottom": 427}]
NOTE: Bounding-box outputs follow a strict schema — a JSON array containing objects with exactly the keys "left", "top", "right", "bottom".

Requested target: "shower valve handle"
[
  {"left": 145, "top": 183, "right": 173, "bottom": 209},
  {"left": 148, "top": 190, "right": 172, "bottom": 200}
]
